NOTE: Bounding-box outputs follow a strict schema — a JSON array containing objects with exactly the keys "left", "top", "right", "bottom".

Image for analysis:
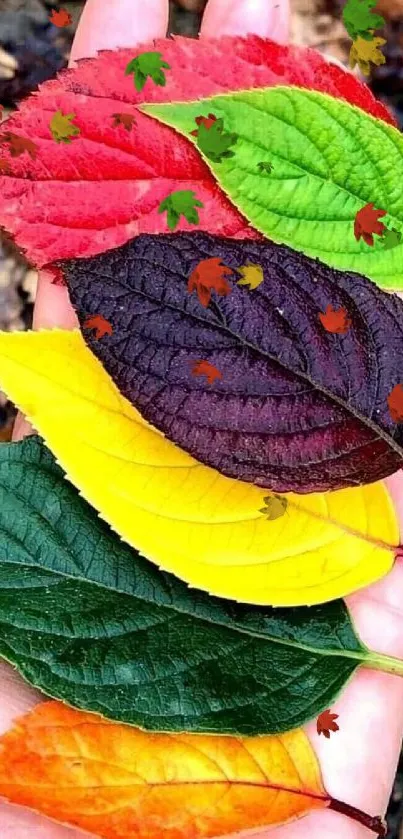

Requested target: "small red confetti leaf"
[
  {"left": 190, "top": 113, "right": 218, "bottom": 136},
  {"left": 191, "top": 359, "right": 223, "bottom": 385},
  {"left": 83, "top": 314, "right": 113, "bottom": 340},
  {"left": 188, "top": 257, "right": 234, "bottom": 307},
  {"left": 354, "top": 202, "right": 387, "bottom": 246},
  {"left": 387, "top": 384, "right": 403, "bottom": 423},
  {"left": 112, "top": 113, "right": 137, "bottom": 131},
  {"left": 318, "top": 304, "right": 351, "bottom": 334},
  {"left": 49, "top": 8, "right": 72, "bottom": 27},
  {"left": 317, "top": 709, "right": 339, "bottom": 738},
  {"left": 0, "top": 132, "right": 38, "bottom": 159}
]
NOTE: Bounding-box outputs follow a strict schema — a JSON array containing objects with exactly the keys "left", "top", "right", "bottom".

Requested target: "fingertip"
[
  {"left": 32, "top": 273, "right": 78, "bottom": 331},
  {"left": 11, "top": 414, "right": 34, "bottom": 443},
  {"left": 200, "top": 0, "right": 290, "bottom": 44},
  {"left": 69, "top": 0, "right": 169, "bottom": 65}
]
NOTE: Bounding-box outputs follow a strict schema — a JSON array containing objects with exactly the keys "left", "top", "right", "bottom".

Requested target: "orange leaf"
[{"left": 0, "top": 701, "right": 329, "bottom": 839}]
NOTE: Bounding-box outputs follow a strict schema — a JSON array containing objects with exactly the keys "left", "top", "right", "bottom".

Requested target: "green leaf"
[
  {"left": 141, "top": 86, "right": 403, "bottom": 290},
  {"left": 0, "top": 436, "right": 401, "bottom": 734}
]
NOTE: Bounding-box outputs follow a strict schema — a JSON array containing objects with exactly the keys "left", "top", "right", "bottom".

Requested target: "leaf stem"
[
  {"left": 329, "top": 798, "right": 387, "bottom": 836},
  {"left": 363, "top": 650, "right": 403, "bottom": 677}
]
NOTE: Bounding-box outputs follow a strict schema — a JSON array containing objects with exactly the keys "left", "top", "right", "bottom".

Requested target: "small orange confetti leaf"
[
  {"left": 316, "top": 709, "right": 340, "bottom": 738},
  {"left": 112, "top": 113, "right": 137, "bottom": 131},
  {"left": 387, "top": 384, "right": 403, "bottom": 423},
  {"left": 191, "top": 359, "right": 223, "bottom": 385},
  {"left": 49, "top": 8, "right": 72, "bottom": 26},
  {"left": 0, "top": 132, "right": 38, "bottom": 159},
  {"left": 0, "top": 701, "right": 330, "bottom": 839},
  {"left": 354, "top": 202, "right": 387, "bottom": 246},
  {"left": 83, "top": 314, "right": 113, "bottom": 340},
  {"left": 318, "top": 304, "right": 351, "bottom": 335},
  {"left": 188, "top": 256, "right": 234, "bottom": 307}
]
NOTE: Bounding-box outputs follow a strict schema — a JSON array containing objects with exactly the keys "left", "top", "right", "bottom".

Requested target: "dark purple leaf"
[{"left": 60, "top": 233, "right": 403, "bottom": 493}]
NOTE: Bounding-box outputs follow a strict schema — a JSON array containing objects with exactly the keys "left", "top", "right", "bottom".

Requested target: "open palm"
[{"left": 4, "top": 0, "right": 403, "bottom": 836}]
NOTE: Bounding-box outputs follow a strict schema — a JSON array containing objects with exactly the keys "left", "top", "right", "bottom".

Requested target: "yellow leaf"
[
  {"left": 349, "top": 35, "right": 386, "bottom": 76},
  {"left": 0, "top": 701, "right": 329, "bottom": 839},
  {"left": 0, "top": 329, "right": 398, "bottom": 606}
]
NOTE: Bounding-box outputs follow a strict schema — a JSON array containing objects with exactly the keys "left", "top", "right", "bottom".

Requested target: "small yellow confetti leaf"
[
  {"left": 49, "top": 110, "right": 80, "bottom": 143},
  {"left": 349, "top": 35, "right": 386, "bottom": 76},
  {"left": 236, "top": 262, "right": 264, "bottom": 290}
]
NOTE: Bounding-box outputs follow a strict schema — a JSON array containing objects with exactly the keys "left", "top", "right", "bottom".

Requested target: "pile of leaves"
[{"left": 0, "top": 29, "right": 403, "bottom": 839}]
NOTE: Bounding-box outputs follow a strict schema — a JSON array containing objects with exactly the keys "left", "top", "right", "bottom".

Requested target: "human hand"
[{"left": 5, "top": 1, "right": 403, "bottom": 837}]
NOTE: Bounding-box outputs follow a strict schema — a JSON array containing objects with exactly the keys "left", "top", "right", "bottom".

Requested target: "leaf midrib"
[
  {"left": 4, "top": 776, "right": 328, "bottom": 800},
  {"left": 0, "top": 537, "right": 369, "bottom": 667}
]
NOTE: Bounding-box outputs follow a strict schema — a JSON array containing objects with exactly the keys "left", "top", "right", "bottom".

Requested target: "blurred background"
[{"left": 0, "top": 2, "right": 402, "bottom": 833}]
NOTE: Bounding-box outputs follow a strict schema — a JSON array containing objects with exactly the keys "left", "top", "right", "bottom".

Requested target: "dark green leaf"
[{"left": 0, "top": 437, "right": 377, "bottom": 735}]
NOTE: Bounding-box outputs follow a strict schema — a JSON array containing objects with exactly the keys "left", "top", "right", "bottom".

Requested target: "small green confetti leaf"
[
  {"left": 125, "top": 51, "right": 170, "bottom": 92},
  {"left": 342, "top": 0, "right": 385, "bottom": 41},
  {"left": 382, "top": 228, "right": 402, "bottom": 250},
  {"left": 158, "top": 190, "right": 204, "bottom": 230},
  {"left": 196, "top": 119, "right": 238, "bottom": 163},
  {"left": 258, "top": 161, "right": 274, "bottom": 174}
]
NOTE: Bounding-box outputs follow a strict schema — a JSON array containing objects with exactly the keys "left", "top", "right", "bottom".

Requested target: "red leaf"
[
  {"left": 188, "top": 256, "right": 234, "bottom": 307},
  {"left": 353, "top": 202, "right": 387, "bottom": 246},
  {"left": 191, "top": 359, "right": 223, "bottom": 384},
  {"left": 0, "top": 36, "right": 395, "bottom": 270},
  {"left": 318, "top": 304, "right": 351, "bottom": 334},
  {"left": 387, "top": 384, "right": 403, "bottom": 423}
]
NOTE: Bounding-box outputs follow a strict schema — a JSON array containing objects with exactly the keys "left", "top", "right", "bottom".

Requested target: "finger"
[
  {"left": 69, "top": 0, "right": 169, "bottom": 64},
  {"left": 12, "top": 0, "right": 170, "bottom": 444},
  {"left": 200, "top": 0, "right": 290, "bottom": 43}
]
